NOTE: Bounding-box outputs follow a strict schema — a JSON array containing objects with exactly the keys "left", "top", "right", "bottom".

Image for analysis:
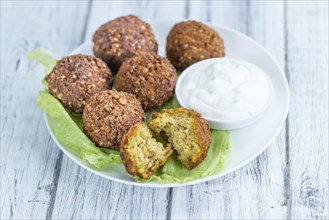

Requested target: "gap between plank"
[
  {"left": 45, "top": 152, "right": 63, "bottom": 220},
  {"left": 80, "top": 0, "right": 93, "bottom": 44},
  {"left": 184, "top": 0, "right": 190, "bottom": 19},
  {"left": 166, "top": 188, "right": 173, "bottom": 220},
  {"left": 206, "top": 0, "right": 211, "bottom": 22},
  {"left": 283, "top": 1, "right": 292, "bottom": 219},
  {"left": 45, "top": 0, "right": 93, "bottom": 218},
  {"left": 245, "top": 0, "right": 251, "bottom": 36}
]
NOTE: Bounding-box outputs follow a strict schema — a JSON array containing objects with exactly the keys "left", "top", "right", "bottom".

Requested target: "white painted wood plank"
[
  {"left": 51, "top": 1, "right": 186, "bottom": 219},
  {"left": 170, "top": 1, "right": 288, "bottom": 219},
  {"left": 3, "top": 1, "right": 327, "bottom": 219},
  {"left": 286, "top": 2, "right": 328, "bottom": 219},
  {"left": 186, "top": 0, "right": 208, "bottom": 21},
  {"left": 51, "top": 156, "right": 171, "bottom": 219},
  {"left": 0, "top": 1, "right": 90, "bottom": 219}
]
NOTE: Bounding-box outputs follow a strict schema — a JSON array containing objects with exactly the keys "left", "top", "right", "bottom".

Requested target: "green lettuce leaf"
[
  {"left": 37, "top": 91, "right": 121, "bottom": 168},
  {"left": 27, "top": 48, "right": 57, "bottom": 87},
  {"left": 30, "top": 48, "right": 231, "bottom": 183},
  {"left": 28, "top": 48, "right": 121, "bottom": 168}
]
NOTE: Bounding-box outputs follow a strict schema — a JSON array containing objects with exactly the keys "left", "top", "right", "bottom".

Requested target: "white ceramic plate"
[{"left": 45, "top": 20, "right": 290, "bottom": 187}]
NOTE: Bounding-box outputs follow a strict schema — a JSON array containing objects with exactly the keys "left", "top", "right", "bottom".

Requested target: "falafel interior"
[
  {"left": 120, "top": 122, "right": 173, "bottom": 179},
  {"left": 148, "top": 108, "right": 211, "bottom": 169}
]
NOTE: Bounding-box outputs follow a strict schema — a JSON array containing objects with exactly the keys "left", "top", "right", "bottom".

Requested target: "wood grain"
[
  {"left": 170, "top": 1, "right": 288, "bottom": 219},
  {"left": 1, "top": 1, "right": 328, "bottom": 219},
  {"left": 286, "top": 1, "right": 329, "bottom": 219},
  {"left": 0, "top": 1, "right": 90, "bottom": 219}
]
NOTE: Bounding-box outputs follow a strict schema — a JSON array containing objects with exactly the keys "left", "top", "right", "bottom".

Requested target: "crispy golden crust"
[
  {"left": 116, "top": 52, "right": 177, "bottom": 111},
  {"left": 120, "top": 122, "right": 173, "bottom": 179},
  {"left": 149, "top": 108, "right": 211, "bottom": 169},
  {"left": 120, "top": 123, "right": 141, "bottom": 177},
  {"left": 46, "top": 54, "right": 112, "bottom": 113},
  {"left": 190, "top": 110, "right": 211, "bottom": 169},
  {"left": 166, "top": 20, "right": 225, "bottom": 71},
  {"left": 82, "top": 90, "right": 145, "bottom": 150},
  {"left": 93, "top": 15, "right": 158, "bottom": 73}
]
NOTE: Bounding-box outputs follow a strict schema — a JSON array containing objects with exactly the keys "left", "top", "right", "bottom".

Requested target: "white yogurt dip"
[{"left": 177, "top": 58, "right": 272, "bottom": 120}]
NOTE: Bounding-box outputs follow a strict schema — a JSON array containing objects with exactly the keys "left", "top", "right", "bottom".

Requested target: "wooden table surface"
[{"left": 1, "top": 1, "right": 328, "bottom": 219}]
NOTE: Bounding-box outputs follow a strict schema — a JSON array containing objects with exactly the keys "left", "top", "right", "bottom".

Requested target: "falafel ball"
[
  {"left": 93, "top": 15, "right": 158, "bottom": 73},
  {"left": 148, "top": 108, "right": 211, "bottom": 169},
  {"left": 82, "top": 90, "right": 145, "bottom": 150},
  {"left": 46, "top": 54, "right": 112, "bottom": 113},
  {"left": 166, "top": 20, "right": 225, "bottom": 71},
  {"left": 116, "top": 52, "right": 177, "bottom": 111},
  {"left": 120, "top": 122, "right": 173, "bottom": 179}
]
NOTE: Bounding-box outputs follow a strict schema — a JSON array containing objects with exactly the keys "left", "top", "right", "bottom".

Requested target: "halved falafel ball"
[
  {"left": 82, "top": 90, "right": 145, "bottom": 150},
  {"left": 166, "top": 20, "right": 225, "bottom": 71},
  {"left": 46, "top": 54, "right": 112, "bottom": 113},
  {"left": 148, "top": 108, "right": 211, "bottom": 169},
  {"left": 120, "top": 122, "right": 173, "bottom": 179},
  {"left": 116, "top": 52, "right": 177, "bottom": 111},
  {"left": 93, "top": 15, "right": 158, "bottom": 73}
]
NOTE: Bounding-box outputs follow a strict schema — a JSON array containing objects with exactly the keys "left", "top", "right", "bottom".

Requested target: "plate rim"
[{"left": 44, "top": 20, "right": 290, "bottom": 188}]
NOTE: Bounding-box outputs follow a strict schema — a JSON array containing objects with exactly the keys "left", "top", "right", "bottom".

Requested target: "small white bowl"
[{"left": 175, "top": 57, "right": 273, "bottom": 130}]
